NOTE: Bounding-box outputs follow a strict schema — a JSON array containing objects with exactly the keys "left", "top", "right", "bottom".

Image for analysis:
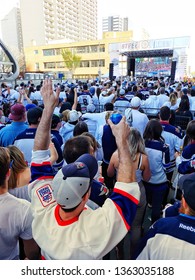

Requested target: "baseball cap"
[
  {"left": 9, "top": 103, "right": 26, "bottom": 121},
  {"left": 178, "top": 174, "right": 195, "bottom": 211},
  {"left": 68, "top": 110, "right": 82, "bottom": 123},
  {"left": 86, "top": 104, "right": 96, "bottom": 113},
  {"left": 27, "top": 107, "right": 43, "bottom": 125},
  {"left": 25, "top": 103, "right": 37, "bottom": 111},
  {"left": 119, "top": 88, "right": 125, "bottom": 95},
  {"left": 52, "top": 154, "right": 98, "bottom": 209},
  {"left": 89, "top": 87, "right": 95, "bottom": 95},
  {"left": 131, "top": 96, "right": 141, "bottom": 108}
]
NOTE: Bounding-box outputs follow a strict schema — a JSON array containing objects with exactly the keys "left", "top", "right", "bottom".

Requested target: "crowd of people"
[{"left": 0, "top": 75, "right": 195, "bottom": 260}]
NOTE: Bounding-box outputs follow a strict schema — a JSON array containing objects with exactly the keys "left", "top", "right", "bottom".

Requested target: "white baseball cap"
[
  {"left": 131, "top": 97, "right": 141, "bottom": 108},
  {"left": 52, "top": 154, "right": 98, "bottom": 209},
  {"left": 68, "top": 110, "right": 82, "bottom": 123}
]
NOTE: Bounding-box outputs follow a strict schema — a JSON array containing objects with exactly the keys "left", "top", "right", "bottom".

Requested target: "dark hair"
[
  {"left": 191, "top": 88, "right": 195, "bottom": 97},
  {"left": 73, "top": 121, "right": 88, "bottom": 136},
  {"left": 104, "top": 102, "right": 113, "bottom": 111},
  {"left": 186, "top": 120, "right": 195, "bottom": 140},
  {"left": 159, "top": 106, "right": 171, "bottom": 121},
  {"left": 0, "top": 147, "right": 10, "bottom": 186},
  {"left": 82, "top": 132, "right": 98, "bottom": 151},
  {"left": 143, "top": 119, "right": 163, "bottom": 141},
  {"left": 27, "top": 107, "right": 43, "bottom": 125},
  {"left": 60, "top": 102, "right": 72, "bottom": 113},
  {"left": 83, "top": 84, "right": 88, "bottom": 90},
  {"left": 63, "top": 135, "right": 91, "bottom": 163},
  {"left": 177, "top": 95, "right": 190, "bottom": 112}
]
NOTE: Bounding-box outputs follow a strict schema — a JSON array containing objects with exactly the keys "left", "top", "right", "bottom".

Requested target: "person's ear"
[{"left": 83, "top": 187, "right": 91, "bottom": 202}]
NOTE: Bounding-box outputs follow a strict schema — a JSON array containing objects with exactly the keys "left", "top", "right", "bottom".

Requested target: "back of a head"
[
  {"left": 51, "top": 114, "right": 61, "bottom": 129},
  {"left": 143, "top": 119, "right": 162, "bottom": 141},
  {"left": 159, "top": 87, "right": 165, "bottom": 95},
  {"left": 83, "top": 83, "right": 88, "bottom": 90},
  {"left": 36, "top": 84, "right": 41, "bottom": 91},
  {"left": 60, "top": 102, "right": 72, "bottom": 113},
  {"left": 63, "top": 135, "right": 91, "bottom": 164},
  {"left": 131, "top": 96, "right": 141, "bottom": 108},
  {"left": 191, "top": 87, "right": 195, "bottom": 97},
  {"left": 27, "top": 106, "right": 43, "bottom": 125},
  {"left": 73, "top": 121, "right": 88, "bottom": 137},
  {"left": 179, "top": 95, "right": 190, "bottom": 111},
  {"left": 179, "top": 174, "right": 195, "bottom": 212},
  {"left": 0, "top": 147, "right": 10, "bottom": 186},
  {"left": 186, "top": 120, "right": 195, "bottom": 140},
  {"left": 7, "top": 145, "right": 27, "bottom": 189},
  {"left": 159, "top": 106, "right": 170, "bottom": 121},
  {"left": 128, "top": 128, "right": 146, "bottom": 160},
  {"left": 52, "top": 154, "right": 98, "bottom": 211},
  {"left": 104, "top": 102, "right": 114, "bottom": 111},
  {"left": 169, "top": 92, "right": 177, "bottom": 105}
]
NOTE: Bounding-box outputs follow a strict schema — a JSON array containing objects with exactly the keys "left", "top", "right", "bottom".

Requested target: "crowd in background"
[{"left": 0, "top": 75, "right": 195, "bottom": 260}]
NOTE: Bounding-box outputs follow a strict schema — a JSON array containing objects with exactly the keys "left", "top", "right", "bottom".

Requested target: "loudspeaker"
[
  {"left": 109, "top": 63, "right": 114, "bottom": 80},
  {"left": 170, "top": 61, "right": 176, "bottom": 82},
  {"left": 127, "top": 58, "right": 135, "bottom": 77}
]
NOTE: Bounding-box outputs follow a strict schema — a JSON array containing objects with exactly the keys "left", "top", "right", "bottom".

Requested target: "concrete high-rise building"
[
  {"left": 20, "top": 0, "right": 98, "bottom": 47},
  {"left": 102, "top": 16, "right": 129, "bottom": 33},
  {"left": 1, "top": 7, "right": 23, "bottom": 53}
]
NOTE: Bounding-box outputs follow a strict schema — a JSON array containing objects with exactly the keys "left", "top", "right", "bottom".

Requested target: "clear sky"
[
  {"left": 0, "top": 0, "right": 194, "bottom": 69},
  {"left": 0, "top": 0, "right": 194, "bottom": 39}
]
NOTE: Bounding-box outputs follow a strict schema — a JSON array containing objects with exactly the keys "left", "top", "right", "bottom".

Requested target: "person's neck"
[
  {"left": 29, "top": 124, "right": 38, "bottom": 128},
  {"left": 0, "top": 185, "right": 8, "bottom": 195},
  {"left": 58, "top": 204, "right": 84, "bottom": 221}
]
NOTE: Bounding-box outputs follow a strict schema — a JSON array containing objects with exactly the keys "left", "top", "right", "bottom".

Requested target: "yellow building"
[{"left": 24, "top": 31, "right": 133, "bottom": 80}]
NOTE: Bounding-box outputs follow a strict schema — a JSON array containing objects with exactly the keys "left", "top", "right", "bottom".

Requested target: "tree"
[{"left": 61, "top": 48, "right": 81, "bottom": 79}]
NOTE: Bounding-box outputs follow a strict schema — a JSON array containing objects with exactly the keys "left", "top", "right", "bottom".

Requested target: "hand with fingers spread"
[{"left": 40, "top": 79, "right": 60, "bottom": 113}]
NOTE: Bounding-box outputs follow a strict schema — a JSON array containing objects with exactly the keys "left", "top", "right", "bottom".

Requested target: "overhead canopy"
[{"left": 121, "top": 49, "right": 174, "bottom": 58}]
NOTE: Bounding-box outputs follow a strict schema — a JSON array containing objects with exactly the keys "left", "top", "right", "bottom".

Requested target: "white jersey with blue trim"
[
  {"left": 29, "top": 150, "right": 140, "bottom": 260},
  {"left": 136, "top": 214, "right": 195, "bottom": 260}
]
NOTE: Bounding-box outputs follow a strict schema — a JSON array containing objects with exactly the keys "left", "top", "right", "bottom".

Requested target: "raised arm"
[
  {"left": 107, "top": 117, "right": 136, "bottom": 183},
  {"left": 71, "top": 87, "right": 78, "bottom": 110},
  {"left": 33, "top": 79, "right": 60, "bottom": 151}
]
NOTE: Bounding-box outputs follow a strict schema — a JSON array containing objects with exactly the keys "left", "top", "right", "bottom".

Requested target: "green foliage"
[{"left": 61, "top": 48, "right": 81, "bottom": 73}]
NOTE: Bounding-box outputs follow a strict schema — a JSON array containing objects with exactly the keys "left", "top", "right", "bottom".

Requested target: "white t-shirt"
[{"left": 0, "top": 192, "right": 33, "bottom": 259}]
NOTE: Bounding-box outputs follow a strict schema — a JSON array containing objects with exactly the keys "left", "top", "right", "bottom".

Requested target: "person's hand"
[
  {"left": 107, "top": 116, "right": 130, "bottom": 144},
  {"left": 175, "top": 151, "right": 180, "bottom": 158},
  {"left": 40, "top": 79, "right": 60, "bottom": 112}
]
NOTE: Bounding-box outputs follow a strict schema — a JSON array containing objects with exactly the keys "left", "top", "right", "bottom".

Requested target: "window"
[
  {"left": 34, "top": 50, "right": 38, "bottom": 54},
  {"left": 44, "top": 62, "right": 56, "bottom": 69},
  {"left": 90, "top": 60, "right": 105, "bottom": 67},
  {"left": 43, "top": 49, "right": 55, "bottom": 56},
  {"left": 80, "top": 61, "right": 90, "bottom": 67},
  {"left": 55, "top": 48, "right": 62, "bottom": 55},
  {"left": 56, "top": 61, "right": 65, "bottom": 68}
]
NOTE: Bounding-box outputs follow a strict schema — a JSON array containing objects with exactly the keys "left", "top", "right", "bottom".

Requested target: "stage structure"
[{"left": 109, "top": 36, "right": 190, "bottom": 81}]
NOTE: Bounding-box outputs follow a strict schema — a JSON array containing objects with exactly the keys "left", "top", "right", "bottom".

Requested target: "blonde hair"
[
  {"left": 61, "top": 109, "right": 70, "bottom": 122},
  {"left": 128, "top": 127, "right": 146, "bottom": 161},
  {"left": 169, "top": 92, "right": 177, "bottom": 106},
  {"left": 7, "top": 145, "right": 27, "bottom": 189}
]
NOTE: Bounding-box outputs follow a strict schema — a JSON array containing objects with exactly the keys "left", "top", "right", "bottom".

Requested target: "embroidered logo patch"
[{"left": 36, "top": 184, "right": 54, "bottom": 207}]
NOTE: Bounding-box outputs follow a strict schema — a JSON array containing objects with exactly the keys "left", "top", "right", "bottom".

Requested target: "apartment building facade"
[{"left": 20, "top": 0, "right": 98, "bottom": 47}]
